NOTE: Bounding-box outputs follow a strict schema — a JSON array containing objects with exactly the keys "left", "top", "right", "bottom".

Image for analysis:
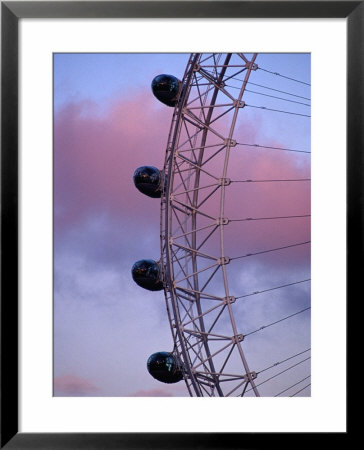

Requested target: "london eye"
[{"left": 132, "top": 53, "right": 311, "bottom": 397}]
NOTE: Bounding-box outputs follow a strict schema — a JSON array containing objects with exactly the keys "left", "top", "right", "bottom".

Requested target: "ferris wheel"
[{"left": 132, "top": 53, "right": 311, "bottom": 397}]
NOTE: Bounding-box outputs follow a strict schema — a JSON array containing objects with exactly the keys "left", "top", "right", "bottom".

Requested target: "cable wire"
[
  {"left": 231, "top": 241, "right": 310, "bottom": 260},
  {"left": 230, "top": 214, "right": 310, "bottom": 222},
  {"left": 258, "top": 348, "right": 311, "bottom": 375},
  {"left": 231, "top": 178, "right": 310, "bottom": 183},
  {"left": 290, "top": 383, "right": 311, "bottom": 397},
  {"left": 244, "top": 307, "right": 311, "bottom": 337},
  {"left": 274, "top": 375, "right": 311, "bottom": 397},
  {"left": 246, "top": 104, "right": 311, "bottom": 118},
  {"left": 226, "top": 84, "right": 310, "bottom": 106},
  {"left": 235, "top": 278, "right": 311, "bottom": 300},
  {"left": 229, "top": 77, "right": 311, "bottom": 100},
  {"left": 236, "top": 142, "right": 310, "bottom": 154},
  {"left": 246, "top": 356, "right": 311, "bottom": 393},
  {"left": 246, "top": 80, "right": 311, "bottom": 100},
  {"left": 245, "top": 88, "right": 310, "bottom": 107},
  {"left": 259, "top": 67, "right": 311, "bottom": 86}
]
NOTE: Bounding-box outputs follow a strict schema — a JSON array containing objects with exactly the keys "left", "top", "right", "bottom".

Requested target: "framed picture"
[{"left": 2, "top": 1, "right": 358, "bottom": 448}]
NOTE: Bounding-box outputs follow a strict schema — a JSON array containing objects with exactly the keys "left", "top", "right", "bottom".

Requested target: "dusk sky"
[{"left": 53, "top": 53, "right": 311, "bottom": 397}]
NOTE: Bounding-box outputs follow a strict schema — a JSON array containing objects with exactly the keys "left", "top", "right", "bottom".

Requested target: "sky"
[{"left": 53, "top": 53, "right": 311, "bottom": 397}]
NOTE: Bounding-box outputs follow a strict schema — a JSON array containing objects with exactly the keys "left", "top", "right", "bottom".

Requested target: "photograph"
[
  {"left": 53, "top": 52, "right": 311, "bottom": 398},
  {"left": 2, "top": 0, "right": 357, "bottom": 444}
]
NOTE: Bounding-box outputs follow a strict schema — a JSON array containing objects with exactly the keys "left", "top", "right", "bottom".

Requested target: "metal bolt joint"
[
  {"left": 233, "top": 100, "right": 245, "bottom": 108},
  {"left": 224, "top": 296, "right": 236, "bottom": 304},
  {"left": 218, "top": 178, "right": 231, "bottom": 186},
  {"left": 217, "top": 256, "right": 230, "bottom": 265},
  {"left": 245, "top": 62, "right": 258, "bottom": 71},
  {"left": 216, "top": 217, "right": 229, "bottom": 226},
  {"left": 224, "top": 138, "right": 237, "bottom": 147},
  {"left": 232, "top": 334, "right": 244, "bottom": 343}
]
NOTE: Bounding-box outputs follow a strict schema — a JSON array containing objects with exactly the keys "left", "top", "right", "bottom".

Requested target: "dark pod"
[
  {"left": 147, "top": 352, "right": 183, "bottom": 384},
  {"left": 131, "top": 259, "right": 163, "bottom": 291},
  {"left": 151, "top": 74, "right": 181, "bottom": 107},
  {"left": 133, "top": 166, "right": 162, "bottom": 198}
]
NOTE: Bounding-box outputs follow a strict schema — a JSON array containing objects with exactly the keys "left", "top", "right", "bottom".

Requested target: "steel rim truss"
[{"left": 160, "top": 53, "right": 261, "bottom": 397}]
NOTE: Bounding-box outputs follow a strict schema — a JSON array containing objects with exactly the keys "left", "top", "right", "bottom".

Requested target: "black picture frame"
[{"left": 1, "top": 1, "right": 359, "bottom": 448}]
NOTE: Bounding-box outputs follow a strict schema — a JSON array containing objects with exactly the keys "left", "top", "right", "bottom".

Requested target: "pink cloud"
[
  {"left": 128, "top": 388, "right": 173, "bottom": 397},
  {"left": 54, "top": 92, "right": 173, "bottom": 234},
  {"left": 54, "top": 92, "right": 310, "bottom": 269},
  {"left": 54, "top": 374, "right": 100, "bottom": 396},
  {"left": 127, "top": 381, "right": 188, "bottom": 397}
]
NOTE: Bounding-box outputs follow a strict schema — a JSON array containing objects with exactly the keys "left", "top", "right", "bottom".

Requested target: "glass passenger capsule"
[
  {"left": 147, "top": 352, "right": 183, "bottom": 384},
  {"left": 133, "top": 166, "right": 162, "bottom": 198},
  {"left": 151, "top": 74, "right": 181, "bottom": 107},
  {"left": 131, "top": 259, "right": 163, "bottom": 291}
]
